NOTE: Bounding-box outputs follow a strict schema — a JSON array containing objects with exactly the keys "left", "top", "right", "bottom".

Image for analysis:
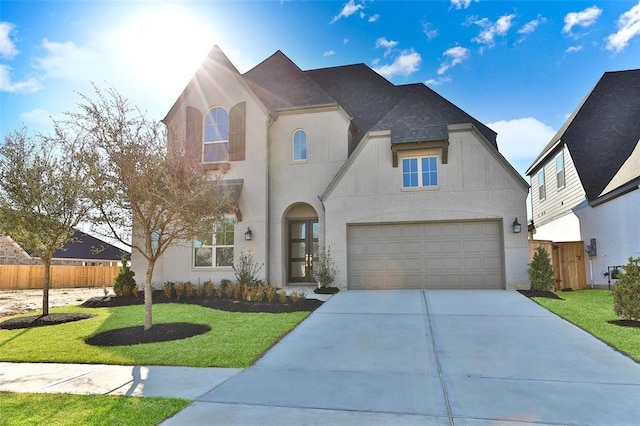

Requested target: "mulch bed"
[
  {"left": 85, "top": 323, "right": 211, "bottom": 346},
  {"left": 314, "top": 286, "right": 340, "bottom": 295},
  {"left": 608, "top": 320, "right": 640, "bottom": 328},
  {"left": 0, "top": 313, "right": 95, "bottom": 330},
  {"left": 518, "top": 290, "right": 564, "bottom": 300}
]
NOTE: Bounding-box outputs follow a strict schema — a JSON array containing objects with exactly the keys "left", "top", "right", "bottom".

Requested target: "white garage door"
[{"left": 347, "top": 221, "right": 504, "bottom": 289}]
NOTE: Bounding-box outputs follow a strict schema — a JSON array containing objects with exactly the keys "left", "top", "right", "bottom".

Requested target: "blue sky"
[{"left": 1, "top": 0, "right": 640, "bottom": 178}]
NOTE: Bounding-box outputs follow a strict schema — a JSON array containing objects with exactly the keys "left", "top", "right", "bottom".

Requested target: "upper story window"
[
  {"left": 538, "top": 170, "right": 546, "bottom": 200},
  {"left": 203, "top": 107, "right": 229, "bottom": 163},
  {"left": 193, "top": 218, "right": 234, "bottom": 268},
  {"left": 402, "top": 156, "right": 438, "bottom": 188},
  {"left": 555, "top": 153, "right": 565, "bottom": 189},
  {"left": 293, "top": 129, "right": 307, "bottom": 161}
]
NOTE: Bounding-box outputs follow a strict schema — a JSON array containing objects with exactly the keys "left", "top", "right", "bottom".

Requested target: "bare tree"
[
  {"left": 0, "top": 128, "right": 90, "bottom": 316},
  {"left": 58, "top": 86, "right": 232, "bottom": 330}
]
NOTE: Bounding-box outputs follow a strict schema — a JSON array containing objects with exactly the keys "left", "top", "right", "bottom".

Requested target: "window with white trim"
[
  {"left": 538, "top": 170, "right": 546, "bottom": 200},
  {"left": 194, "top": 218, "right": 234, "bottom": 267},
  {"left": 292, "top": 129, "right": 307, "bottom": 161},
  {"left": 555, "top": 153, "right": 565, "bottom": 189},
  {"left": 402, "top": 156, "right": 438, "bottom": 188},
  {"left": 203, "top": 107, "right": 229, "bottom": 163}
]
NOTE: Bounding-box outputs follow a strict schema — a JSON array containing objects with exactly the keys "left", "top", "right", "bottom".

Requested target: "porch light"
[
  {"left": 512, "top": 218, "right": 521, "bottom": 234},
  {"left": 244, "top": 227, "right": 253, "bottom": 241}
]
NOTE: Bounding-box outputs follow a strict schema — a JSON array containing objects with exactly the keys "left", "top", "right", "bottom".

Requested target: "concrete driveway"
[{"left": 163, "top": 290, "right": 640, "bottom": 425}]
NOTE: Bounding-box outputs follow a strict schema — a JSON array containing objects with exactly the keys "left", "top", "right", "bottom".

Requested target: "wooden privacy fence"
[
  {"left": 0, "top": 265, "right": 119, "bottom": 290},
  {"left": 529, "top": 240, "right": 586, "bottom": 290}
]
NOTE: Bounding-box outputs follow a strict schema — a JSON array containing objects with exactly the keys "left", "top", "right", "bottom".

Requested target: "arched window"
[
  {"left": 293, "top": 129, "right": 307, "bottom": 161},
  {"left": 203, "top": 107, "right": 229, "bottom": 162}
]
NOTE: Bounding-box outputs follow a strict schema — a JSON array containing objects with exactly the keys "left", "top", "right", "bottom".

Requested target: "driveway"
[{"left": 163, "top": 290, "right": 640, "bottom": 425}]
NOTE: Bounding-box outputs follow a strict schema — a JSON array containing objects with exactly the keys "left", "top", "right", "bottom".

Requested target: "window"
[
  {"left": 402, "top": 156, "right": 438, "bottom": 188},
  {"left": 555, "top": 153, "right": 565, "bottom": 189},
  {"left": 194, "top": 218, "right": 234, "bottom": 267},
  {"left": 538, "top": 170, "right": 546, "bottom": 200},
  {"left": 293, "top": 130, "right": 307, "bottom": 161},
  {"left": 203, "top": 107, "right": 229, "bottom": 163}
]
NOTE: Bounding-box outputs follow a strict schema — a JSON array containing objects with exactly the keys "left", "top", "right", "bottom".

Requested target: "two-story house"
[
  {"left": 132, "top": 46, "right": 530, "bottom": 290},
  {"left": 526, "top": 69, "right": 640, "bottom": 286}
]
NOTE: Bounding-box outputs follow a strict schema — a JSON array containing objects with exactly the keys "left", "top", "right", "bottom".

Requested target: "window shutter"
[
  {"left": 185, "top": 106, "right": 203, "bottom": 162},
  {"left": 229, "top": 102, "right": 246, "bottom": 161}
]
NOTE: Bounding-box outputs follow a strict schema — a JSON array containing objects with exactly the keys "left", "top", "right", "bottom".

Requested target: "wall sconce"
[
  {"left": 512, "top": 217, "right": 521, "bottom": 234},
  {"left": 244, "top": 227, "right": 253, "bottom": 241}
]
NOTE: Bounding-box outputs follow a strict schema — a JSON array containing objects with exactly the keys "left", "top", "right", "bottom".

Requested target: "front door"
[{"left": 288, "top": 219, "right": 319, "bottom": 283}]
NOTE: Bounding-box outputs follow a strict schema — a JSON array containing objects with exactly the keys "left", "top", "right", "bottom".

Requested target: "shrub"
[
  {"left": 278, "top": 289, "right": 288, "bottom": 304},
  {"left": 196, "top": 283, "right": 205, "bottom": 298},
  {"left": 613, "top": 257, "right": 640, "bottom": 321},
  {"left": 528, "top": 246, "right": 555, "bottom": 291},
  {"left": 315, "top": 246, "right": 338, "bottom": 288},
  {"left": 204, "top": 280, "right": 214, "bottom": 298},
  {"left": 233, "top": 253, "right": 264, "bottom": 287},
  {"left": 184, "top": 281, "right": 194, "bottom": 297},
  {"left": 174, "top": 282, "right": 185, "bottom": 300},
  {"left": 163, "top": 282, "right": 174, "bottom": 298},
  {"left": 266, "top": 285, "right": 277, "bottom": 303},
  {"left": 255, "top": 284, "right": 265, "bottom": 302},
  {"left": 289, "top": 290, "right": 300, "bottom": 303},
  {"left": 113, "top": 256, "right": 136, "bottom": 297},
  {"left": 233, "top": 283, "right": 242, "bottom": 300}
]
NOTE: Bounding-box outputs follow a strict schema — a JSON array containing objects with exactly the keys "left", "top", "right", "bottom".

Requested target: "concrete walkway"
[{"left": 1, "top": 290, "right": 639, "bottom": 425}]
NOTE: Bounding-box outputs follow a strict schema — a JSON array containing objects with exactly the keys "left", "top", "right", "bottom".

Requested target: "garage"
[{"left": 347, "top": 221, "right": 504, "bottom": 289}]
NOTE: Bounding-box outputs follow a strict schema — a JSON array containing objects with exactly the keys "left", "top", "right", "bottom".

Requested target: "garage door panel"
[{"left": 347, "top": 221, "right": 504, "bottom": 290}]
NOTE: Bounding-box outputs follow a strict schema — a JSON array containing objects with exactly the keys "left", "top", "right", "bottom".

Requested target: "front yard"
[{"left": 532, "top": 289, "right": 640, "bottom": 362}]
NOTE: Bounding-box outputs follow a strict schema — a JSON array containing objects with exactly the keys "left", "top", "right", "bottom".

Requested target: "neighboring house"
[
  {"left": 0, "top": 231, "right": 129, "bottom": 266},
  {"left": 526, "top": 69, "right": 640, "bottom": 286},
  {"left": 132, "top": 46, "right": 529, "bottom": 290}
]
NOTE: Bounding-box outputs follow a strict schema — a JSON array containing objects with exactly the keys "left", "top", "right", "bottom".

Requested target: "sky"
[{"left": 1, "top": 0, "right": 640, "bottom": 182}]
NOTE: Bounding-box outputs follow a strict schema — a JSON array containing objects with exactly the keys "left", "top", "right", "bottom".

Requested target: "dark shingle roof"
[
  {"left": 49, "top": 230, "right": 129, "bottom": 261},
  {"left": 527, "top": 69, "right": 640, "bottom": 201},
  {"left": 242, "top": 50, "right": 497, "bottom": 153},
  {"left": 243, "top": 51, "right": 335, "bottom": 111}
]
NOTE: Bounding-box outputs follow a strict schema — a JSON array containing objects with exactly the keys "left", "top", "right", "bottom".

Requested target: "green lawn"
[
  {"left": 0, "top": 304, "right": 309, "bottom": 367},
  {"left": 533, "top": 289, "right": 640, "bottom": 362},
  {"left": 0, "top": 392, "right": 190, "bottom": 426}
]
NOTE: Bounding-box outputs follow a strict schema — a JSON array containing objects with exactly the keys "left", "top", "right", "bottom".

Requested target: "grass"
[
  {"left": 0, "top": 304, "right": 309, "bottom": 367},
  {"left": 533, "top": 289, "right": 640, "bottom": 362},
  {"left": 0, "top": 392, "right": 190, "bottom": 426}
]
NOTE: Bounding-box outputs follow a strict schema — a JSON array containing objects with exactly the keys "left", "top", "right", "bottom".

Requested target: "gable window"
[
  {"left": 193, "top": 218, "right": 234, "bottom": 268},
  {"left": 203, "top": 107, "right": 229, "bottom": 163},
  {"left": 293, "top": 129, "right": 307, "bottom": 161},
  {"left": 538, "top": 170, "right": 546, "bottom": 200},
  {"left": 555, "top": 153, "right": 565, "bottom": 189},
  {"left": 402, "top": 156, "right": 438, "bottom": 188}
]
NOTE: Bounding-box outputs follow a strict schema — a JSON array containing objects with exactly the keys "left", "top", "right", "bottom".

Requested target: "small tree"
[
  {"left": 57, "top": 86, "right": 233, "bottom": 330},
  {"left": 113, "top": 255, "right": 136, "bottom": 296},
  {"left": 233, "top": 252, "right": 264, "bottom": 287},
  {"left": 0, "top": 128, "right": 90, "bottom": 316},
  {"left": 528, "top": 246, "right": 555, "bottom": 292},
  {"left": 314, "top": 246, "right": 338, "bottom": 288},
  {"left": 613, "top": 257, "right": 640, "bottom": 321}
]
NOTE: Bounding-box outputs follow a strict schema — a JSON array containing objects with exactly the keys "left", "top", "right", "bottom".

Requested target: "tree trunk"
[
  {"left": 144, "top": 260, "right": 156, "bottom": 330},
  {"left": 42, "top": 258, "right": 51, "bottom": 317}
]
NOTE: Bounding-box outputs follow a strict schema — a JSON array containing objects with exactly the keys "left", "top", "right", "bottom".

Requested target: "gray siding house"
[
  {"left": 132, "top": 46, "right": 530, "bottom": 290},
  {"left": 526, "top": 69, "right": 640, "bottom": 286}
]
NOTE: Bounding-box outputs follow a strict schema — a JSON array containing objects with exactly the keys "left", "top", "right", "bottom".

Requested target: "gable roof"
[
  {"left": 241, "top": 50, "right": 497, "bottom": 153},
  {"left": 526, "top": 69, "right": 640, "bottom": 201},
  {"left": 24, "top": 230, "right": 130, "bottom": 261}
]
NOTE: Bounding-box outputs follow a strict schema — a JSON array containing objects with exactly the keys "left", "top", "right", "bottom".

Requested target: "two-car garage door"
[{"left": 347, "top": 221, "right": 504, "bottom": 289}]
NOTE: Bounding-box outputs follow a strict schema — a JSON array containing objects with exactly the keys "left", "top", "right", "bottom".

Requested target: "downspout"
[
  {"left": 318, "top": 194, "right": 326, "bottom": 246},
  {"left": 264, "top": 112, "right": 275, "bottom": 283}
]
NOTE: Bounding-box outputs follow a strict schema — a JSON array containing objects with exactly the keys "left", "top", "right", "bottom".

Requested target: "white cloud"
[
  {"left": 487, "top": 117, "right": 556, "bottom": 175},
  {"left": 373, "top": 50, "right": 421, "bottom": 78},
  {"left": 0, "top": 22, "right": 19, "bottom": 59},
  {"left": 472, "top": 14, "right": 515, "bottom": 48},
  {"left": 33, "top": 39, "right": 101, "bottom": 82},
  {"left": 563, "top": 6, "right": 602, "bottom": 34},
  {"left": 0, "top": 64, "right": 41, "bottom": 93},
  {"left": 606, "top": 1, "right": 640, "bottom": 52},
  {"left": 20, "top": 108, "right": 54, "bottom": 124},
  {"left": 331, "top": 0, "right": 365, "bottom": 23},
  {"left": 422, "top": 22, "right": 438, "bottom": 40},
  {"left": 566, "top": 45, "right": 583, "bottom": 53},
  {"left": 368, "top": 14, "right": 380, "bottom": 23},
  {"left": 323, "top": 50, "right": 335, "bottom": 57},
  {"left": 518, "top": 16, "right": 546, "bottom": 35},
  {"left": 450, "top": 0, "right": 477, "bottom": 10},
  {"left": 375, "top": 37, "right": 398, "bottom": 57},
  {"left": 437, "top": 46, "right": 470, "bottom": 75},
  {"left": 425, "top": 76, "right": 452, "bottom": 87}
]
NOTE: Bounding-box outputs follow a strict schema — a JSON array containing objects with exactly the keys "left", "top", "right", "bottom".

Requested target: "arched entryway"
[{"left": 285, "top": 203, "right": 319, "bottom": 284}]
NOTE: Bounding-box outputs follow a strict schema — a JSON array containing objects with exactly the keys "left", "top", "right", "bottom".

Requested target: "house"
[
  {"left": 0, "top": 230, "right": 129, "bottom": 266},
  {"left": 133, "top": 46, "right": 530, "bottom": 290},
  {"left": 526, "top": 69, "right": 640, "bottom": 286}
]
